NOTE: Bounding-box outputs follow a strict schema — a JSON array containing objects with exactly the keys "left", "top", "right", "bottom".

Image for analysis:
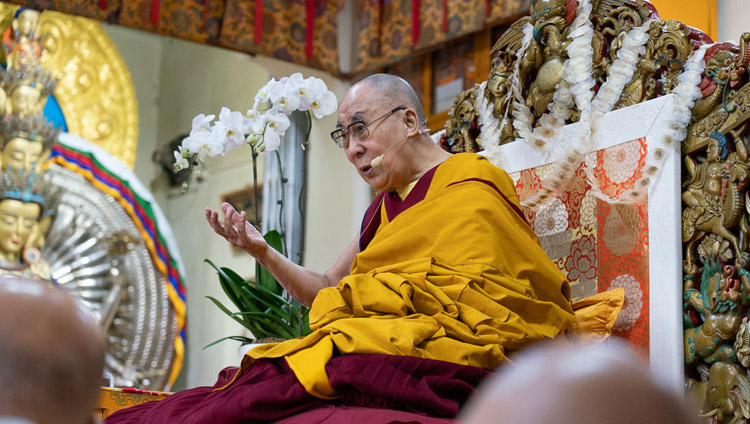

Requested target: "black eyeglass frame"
[{"left": 330, "top": 106, "right": 406, "bottom": 148}]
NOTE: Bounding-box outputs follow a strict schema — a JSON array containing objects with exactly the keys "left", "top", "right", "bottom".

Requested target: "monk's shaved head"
[
  {"left": 356, "top": 74, "right": 426, "bottom": 129},
  {"left": 0, "top": 277, "right": 105, "bottom": 424},
  {"left": 460, "top": 339, "right": 700, "bottom": 424}
]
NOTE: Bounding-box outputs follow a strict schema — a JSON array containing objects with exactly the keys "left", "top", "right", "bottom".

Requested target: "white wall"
[
  {"left": 718, "top": 0, "right": 750, "bottom": 43},
  {"left": 102, "top": 24, "right": 368, "bottom": 389},
  {"left": 102, "top": 24, "right": 165, "bottom": 207}
]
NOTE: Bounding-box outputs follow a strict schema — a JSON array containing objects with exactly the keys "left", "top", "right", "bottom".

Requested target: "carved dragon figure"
[{"left": 684, "top": 253, "right": 750, "bottom": 366}]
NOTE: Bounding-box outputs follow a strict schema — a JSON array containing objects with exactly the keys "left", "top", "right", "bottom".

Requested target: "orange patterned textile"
[
  {"left": 512, "top": 137, "right": 651, "bottom": 356},
  {"left": 6, "top": 0, "right": 527, "bottom": 73},
  {"left": 218, "top": 0, "right": 340, "bottom": 74},
  {"left": 5, "top": 0, "right": 337, "bottom": 72},
  {"left": 23, "top": 0, "right": 123, "bottom": 21},
  {"left": 119, "top": 0, "right": 226, "bottom": 44},
  {"left": 353, "top": 0, "right": 529, "bottom": 73}
]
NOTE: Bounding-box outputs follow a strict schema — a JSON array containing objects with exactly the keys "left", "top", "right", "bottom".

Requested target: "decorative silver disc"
[{"left": 42, "top": 163, "right": 177, "bottom": 390}]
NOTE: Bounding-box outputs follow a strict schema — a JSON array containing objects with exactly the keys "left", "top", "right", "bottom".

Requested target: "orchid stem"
[
  {"left": 251, "top": 145, "right": 260, "bottom": 230},
  {"left": 274, "top": 149, "right": 287, "bottom": 257}
]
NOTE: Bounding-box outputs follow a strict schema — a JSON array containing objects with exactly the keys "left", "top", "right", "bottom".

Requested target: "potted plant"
[
  {"left": 203, "top": 230, "right": 311, "bottom": 349},
  {"left": 174, "top": 73, "right": 336, "bottom": 348}
]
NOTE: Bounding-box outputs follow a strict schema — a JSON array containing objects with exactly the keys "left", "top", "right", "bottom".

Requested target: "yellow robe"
[{"left": 244, "top": 153, "right": 575, "bottom": 398}]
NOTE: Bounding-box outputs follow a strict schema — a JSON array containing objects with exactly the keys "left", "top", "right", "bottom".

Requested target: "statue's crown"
[
  {"left": 0, "top": 113, "right": 60, "bottom": 149},
  {"left": 0, "top": 167, "right": 54, "bottom": 212},
  {"left": 2, "top": 63, "right": 58, "bottom": 98}
]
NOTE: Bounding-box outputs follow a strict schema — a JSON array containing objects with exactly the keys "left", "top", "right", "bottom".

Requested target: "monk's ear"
[{"left": 403, "top": 108, "right": 420, "bottom": 137}]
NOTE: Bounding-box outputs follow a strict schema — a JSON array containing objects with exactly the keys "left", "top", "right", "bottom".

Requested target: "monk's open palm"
[{"left": 205, "top": 202, "right": 267, "bottom": 257}]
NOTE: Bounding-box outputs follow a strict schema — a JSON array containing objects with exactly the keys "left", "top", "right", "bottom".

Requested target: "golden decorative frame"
[{"left": 0, "top": 5, "right": 139, "bottom": 168}]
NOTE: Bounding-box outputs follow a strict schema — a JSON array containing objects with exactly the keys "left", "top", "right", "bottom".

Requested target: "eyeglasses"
[{"left": 330, "top": 106, "right": 405, "bottom": 148}]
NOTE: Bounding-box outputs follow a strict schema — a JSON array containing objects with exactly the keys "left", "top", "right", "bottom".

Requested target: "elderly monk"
[
  {"left": 0, "top": 276, "right": 105, "bottom": 424},
  {"left": 106, "top": 74, "right": 581, "bottom": 422}
]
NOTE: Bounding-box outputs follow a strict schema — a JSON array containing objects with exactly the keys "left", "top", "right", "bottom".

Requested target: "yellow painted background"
[{"left": 648, "top": 0, "right": 718, "bottom": 41}]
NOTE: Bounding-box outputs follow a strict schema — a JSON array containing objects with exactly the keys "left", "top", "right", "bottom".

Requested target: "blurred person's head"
[
  {"left": 460, "top": 338, "right": 700, "bottom": 424},
  {"left": 0, "top": 276, "right": 105, "bottom": 424}
]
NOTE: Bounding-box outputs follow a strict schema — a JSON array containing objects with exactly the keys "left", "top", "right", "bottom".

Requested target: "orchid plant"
[
  {"left": 174, "top": 73, "right": 338, "bottom": 345},
  {"left": 175, "top": 73, "right": 337, "bottom": 189}
]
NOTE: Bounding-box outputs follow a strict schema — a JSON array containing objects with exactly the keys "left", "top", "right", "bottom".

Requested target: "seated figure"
[
  {"left": 2, "top": 62, "right": 58, "bottom": 118},
  {"left": 0, "top": 59, "right": 60, "bottom": 253},
  {"left": 106, "top": 74, "right": 621, "bottom": 422},
  {"left": 2, "top": 8, "right": 43, "bottom": 70},
  {"left": 0, "top": 168, "right": 53, "bottom": 281},
  {"left": 0, "top": 113, "right": 59, "bottom": 174}
]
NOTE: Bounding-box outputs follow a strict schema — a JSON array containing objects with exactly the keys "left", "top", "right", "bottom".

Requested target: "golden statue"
[
  {"left": 2, "top": 63, "right": 58, "bottom": 117},
  {"left": 683, "top": 130, "right": 750, "bottom": 268},
  {"left": 0, "top": 168, "right": 53, "bottom": 280},
  {"left": 2, "top": 8, "right": 42, "bottom": 70},
  {"left": 0, "top": 113, "right": 59, "bottom": 251},
  {"left": 0, "top": 113, "right": 60, "bottom": 174}
]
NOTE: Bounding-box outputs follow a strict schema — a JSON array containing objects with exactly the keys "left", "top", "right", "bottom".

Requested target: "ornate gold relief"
[
  {"left": 0, "top": 6, "right": 138, "bottom": 168},
  {"left": 446, "top": 0, "right": 750, "bottom": 421}
]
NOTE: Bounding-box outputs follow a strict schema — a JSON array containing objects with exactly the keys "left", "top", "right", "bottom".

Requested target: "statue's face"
[
  {"left": 13, "top": 9, "right": 40, "bottom": 37},
  {"left": 0, "top": 198, "right": 40, "bottom": 259},
  {"left": 10, "top": 84, "right": 42, "bottom": 116},
  {"left": 488, "top": 71, "right": 508, "bottom": 97},
  {"left": 707, "top": 140, "right": 721, "bottom": 162},
  {"left": 2, "top": 137, "right": 46, "bottom": 172}
]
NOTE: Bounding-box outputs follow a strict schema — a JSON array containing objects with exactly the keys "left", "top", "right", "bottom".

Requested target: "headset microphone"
[{"left": 370, "top": 129, "right": 426, "bottom": 168}]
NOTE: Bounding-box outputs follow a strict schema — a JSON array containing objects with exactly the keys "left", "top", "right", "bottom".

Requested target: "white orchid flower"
[
  {"left": 208, "top": 122, "right": 238, "bottom": 156},
  {"left": 261, "top": 128, "right": 281, "bottom": 152},
  {"left": 270, "top": 81, "right": 301, "bottom": 115},
  {"left": 219, "top": 107, "right": 247, "bottom": 148},
  {"left": 191, "top": 113, "right": 215, "bottom": 135},
  {"left": 173, "top": 146, "right": 189, "bottom": 170},
  {"left": 246, "top": 111, "right": 266, "bottom": 135},
  {"left": 265, "top": 108, "right": 291, "bottom": 135},
  {"left": 288, "top": 73, "right": 305, "bottom": 84},
  {"left": 298, "top": 76, "right": 327, "bottom": 111},
  {"left": 254, "top": 78, "right": 277, "bottom": 106},
  {"left": 182, "top": 127, "right": 223, "bottom": 160},
  {"left": 310, "top": 89, "right": 337, "bottom": 119}
]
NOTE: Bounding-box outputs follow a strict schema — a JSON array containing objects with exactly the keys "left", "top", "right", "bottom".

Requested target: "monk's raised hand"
[{"left": 205, "top": 203, "right": 267, "bottom": 257}]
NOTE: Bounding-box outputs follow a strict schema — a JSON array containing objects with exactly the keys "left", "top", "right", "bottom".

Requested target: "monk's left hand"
[{"left": 205, "top": 202, "right": 268, "bottom": 257}]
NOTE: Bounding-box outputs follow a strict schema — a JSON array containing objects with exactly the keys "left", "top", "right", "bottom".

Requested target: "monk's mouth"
[{"left": 361, "top": 165, "right": 373, "bottom": 176}]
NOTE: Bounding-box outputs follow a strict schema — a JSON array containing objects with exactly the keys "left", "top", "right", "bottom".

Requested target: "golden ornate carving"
[
  {"left": 682, "top": 130, "right": 750, "bottom": 268},
  {"left": 447, "top": 1, "right": 750, "bottom": 421},
  {"left": 0, "top": 6, "right": 138, "bottom": 168},
  {"left": 443, "top": 85, "right": 480, "bottom": 152},
  {"left": 40, "top": 11, "right": 138, "bottom": 168}
]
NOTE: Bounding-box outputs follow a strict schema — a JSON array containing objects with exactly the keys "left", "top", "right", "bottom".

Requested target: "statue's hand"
[{"left": 205, "top": 202, "right": 268, "bottom": 258}]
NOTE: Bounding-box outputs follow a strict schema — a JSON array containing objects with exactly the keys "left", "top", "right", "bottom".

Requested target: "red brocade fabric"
[{"left": 104, "top": 354, "right": 489, "bottom": 423}]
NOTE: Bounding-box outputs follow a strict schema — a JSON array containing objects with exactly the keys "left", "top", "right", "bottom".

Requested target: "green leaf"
[
  {"left": 232, "top": 312, "right": 296, "bottom": 339},
  {"left": 241, "top": 283, "right": 289, "bottom": 311},
  {"left": 205, "top": 259, "right": 245, "bottom": 311},
  {"left": 203, "top": 335, "right": 255, "bottom": 350},
  {"left": 256, "top": 230, "right": 284, "bottom": 296},
  {"left": 205, "top": 295, "right": 265, "bottom": 336},
  {"left": 264, "top": 230, "right": 284, "bottom": 254}
]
